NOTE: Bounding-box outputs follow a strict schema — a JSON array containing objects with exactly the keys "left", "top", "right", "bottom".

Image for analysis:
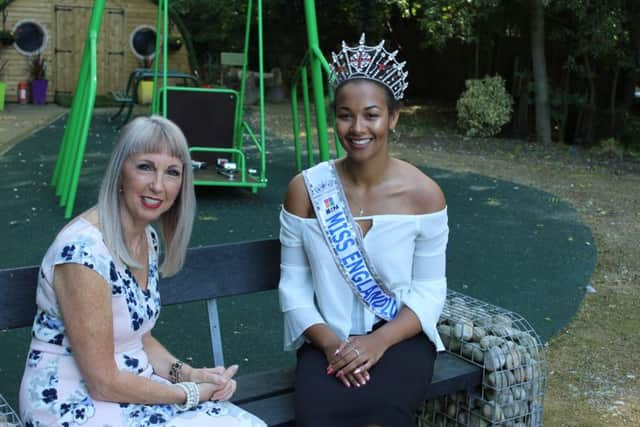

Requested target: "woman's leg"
[{"left": 294, "top": 333, "right": 436, "bottom": 427}]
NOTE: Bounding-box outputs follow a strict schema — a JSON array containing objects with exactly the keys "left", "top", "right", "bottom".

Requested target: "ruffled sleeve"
[
  {"left": 278, "top": 208, "right": 326, "bottom": 351},
  {"left": 401, "top": 208, "right": 449, "bottom": 351}
]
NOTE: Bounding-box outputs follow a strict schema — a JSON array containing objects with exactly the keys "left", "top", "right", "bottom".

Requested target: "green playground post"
[
  {"left": 257, "top": 0, "right": 266, "bottom": 184},
  {"left": 236, "top": 0, "right": 253, "bottom": 160},
  {"left": 57, "top": 61, "right": 92, "bottom": 202},
  {"left": 312, "top": 45, "right": 342, "bottom": 158},
  {"left": 161, "top": 0, "right": 170, "bottom": 115},
  {"left": 52, "top": 53, "right": 88, "bottom": 190},
  {"left": 290, "top": 83, "right": 302, "bottom": 171},
  {"left": 303, "top": 0, "right": 329, "bottom": 162},
  {"left": 64, "top": 34, "right": 99, "bottom": 218},
  {"left": 151, "top": 0, "right": 164, "bottom": 114},
  {"left": 300, "top": 66, "right": 314, "bottom": 167},
  {"left": 52, "top": 0, "right": 104, "bottom": 192},
  {"left": 53, "top": 58, "right": 88, "bottom": 195},
  {"left": 51, "top": 0, "right": 104, "bottom": 218},
  {"left": 290, "top": 0, "right": 344, "bottom": 171}
]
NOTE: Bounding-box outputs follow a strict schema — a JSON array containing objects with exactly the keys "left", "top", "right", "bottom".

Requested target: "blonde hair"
[{"left": 98, "top": 115, "right": 195, "bottom": 277}]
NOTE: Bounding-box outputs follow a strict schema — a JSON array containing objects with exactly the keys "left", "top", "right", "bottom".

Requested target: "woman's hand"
[
  {"left": 189, "top": 365, "right": 239, "bottom": 402},
  {"left": 328, "top": 335, "right": 388, "bottom": 388},
  {"left": 188, "top": 365, "right": 237, "bottom": 384},
  {"left": 303, "top": 324, "right": 374, "bottom": 389},
  {"left": 196, "top": 377, "right": 237, "bottom": 402},
  {"left": 319, "top": 339, "right": 365, "bottom": 388},
  {"left": 327, "top": 334, "right": 387, "bottom": 387}
]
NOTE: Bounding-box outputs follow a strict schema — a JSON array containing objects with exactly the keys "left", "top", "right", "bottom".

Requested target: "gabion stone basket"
[
  {"left": 0, "top": 394, "right": 22, "bottom": 427},
  {"left": 418, "top": 290, "right": 547, "bottom": 427}
]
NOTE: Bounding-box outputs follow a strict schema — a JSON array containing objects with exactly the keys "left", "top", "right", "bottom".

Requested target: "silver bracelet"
[{"left": 174, "top": 381, "right": 199, "bottom": 411}]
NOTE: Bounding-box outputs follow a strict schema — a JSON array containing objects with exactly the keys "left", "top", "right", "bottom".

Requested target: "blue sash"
[{"left": 302, "top": 161, "right": 398, "bottom": 321}]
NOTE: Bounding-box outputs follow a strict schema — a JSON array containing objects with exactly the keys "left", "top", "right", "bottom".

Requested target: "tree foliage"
[{"left": 167, "top": 0, "right": 639, "bottom": 145}]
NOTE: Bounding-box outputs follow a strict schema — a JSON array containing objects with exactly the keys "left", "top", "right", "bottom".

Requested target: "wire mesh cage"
[
  {"left": 418, "top": 290, "right": 547, "bottom": 426},
  {"left": 0, "top": 394, "right": 22, "bottom": 427}
]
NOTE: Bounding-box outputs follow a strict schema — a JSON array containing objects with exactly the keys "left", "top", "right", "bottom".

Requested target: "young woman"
[
  {"left": 19, "top": 116, "right": 265, "bottom": 427},
  {"left": 279, "top": 35, "right": 448, "bottom": 427}
]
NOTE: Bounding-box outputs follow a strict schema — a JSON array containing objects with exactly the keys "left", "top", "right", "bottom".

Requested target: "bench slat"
[
  {"left": 159, "top": 240, "right": 281, "bottom": 305},
  {"left": 233, "top": 368, "right": 295, "bottom": 405},
  {"left": 237, "top": 393, "right": 295, "bottom": 427},
  {"left": 232, "top": 353, "right": 482, "bottom": 406},
  {"left": 0, "top": 266, "right": 38, "bottom": 329},
  {"left": 427, "top": 352, "right": 483, "bottom": 400},
  {"left": 0, "top": 240, "right": 281, "bottom": 330},
  {"left": 234, "top": 353, "right": 482, "bottom": 426}
]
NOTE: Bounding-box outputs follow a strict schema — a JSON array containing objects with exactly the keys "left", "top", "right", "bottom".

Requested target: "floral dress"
[{"left": 19, "top": 218, "right": 266, "bottom": 427}]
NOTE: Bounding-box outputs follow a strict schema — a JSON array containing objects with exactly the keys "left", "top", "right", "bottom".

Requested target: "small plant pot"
[
  {"left": 137, "top": 80, "right": 154, "bottom": 105},
  {"left": 31, "top": 79, "right": 48, "bottom": 105}
]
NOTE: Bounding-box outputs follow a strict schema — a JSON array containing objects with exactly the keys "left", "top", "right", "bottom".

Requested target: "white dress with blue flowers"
[{"left": 19, "top": 218, "right": 266, "bottom": 427}]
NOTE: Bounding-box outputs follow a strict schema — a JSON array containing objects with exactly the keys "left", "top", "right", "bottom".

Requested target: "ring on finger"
[{"left": 352, "top": 348, "right": 360, "bottom": 358}]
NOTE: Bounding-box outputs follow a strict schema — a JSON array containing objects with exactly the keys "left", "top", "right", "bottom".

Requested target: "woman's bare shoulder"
[
  {"left": 53, "top": 207, "right": 99, "bottom": 241},
  {"left": 393, "top": 159, "right": 446, "bottom": 214},
  {"left": 283, "top": 173, "right": 314, "bottom": 218}
]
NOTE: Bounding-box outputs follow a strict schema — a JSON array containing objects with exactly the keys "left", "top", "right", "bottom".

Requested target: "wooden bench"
[{"left": 0, "top": 238, "right": 482, "bottom": 426}]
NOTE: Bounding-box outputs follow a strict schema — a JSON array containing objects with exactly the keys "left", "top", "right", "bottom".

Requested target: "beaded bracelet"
[
  {"left": 169, "top": 360, "right": 184, "bottom": 384},
  {"left": 174, "top": 381, "right": 199, "bottom": 411}
]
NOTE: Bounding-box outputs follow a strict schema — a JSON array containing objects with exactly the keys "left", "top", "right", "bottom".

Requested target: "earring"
[
  {"left": 390, "top": 128, "right": 396, "bottom": 134},
  {"left": 119, "top": 186, "right": 124, "bottom": 193}
]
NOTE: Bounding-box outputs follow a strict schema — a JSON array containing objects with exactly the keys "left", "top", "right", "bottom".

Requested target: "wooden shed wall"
[{"left": 0, "top": 0, "right": 190, "bottom": 102}]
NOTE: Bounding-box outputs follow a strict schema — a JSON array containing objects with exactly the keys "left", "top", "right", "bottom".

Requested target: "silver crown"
[{"left": 330, "top": 33, "right": 408, "bottom": 101}]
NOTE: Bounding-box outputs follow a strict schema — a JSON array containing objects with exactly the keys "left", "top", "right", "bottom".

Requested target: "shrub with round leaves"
[{"left": 456, "top": 75, "right": 513, "bottom": 137}]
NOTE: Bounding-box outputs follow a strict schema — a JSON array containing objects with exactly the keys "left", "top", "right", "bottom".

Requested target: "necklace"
[{"left": 358, "top": 207, "right": 364, "bottom": 216}]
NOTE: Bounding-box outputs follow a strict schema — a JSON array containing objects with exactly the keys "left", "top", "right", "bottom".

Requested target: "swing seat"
[{"left": 165, "top": 88, "right": 257, "bottom": 187}]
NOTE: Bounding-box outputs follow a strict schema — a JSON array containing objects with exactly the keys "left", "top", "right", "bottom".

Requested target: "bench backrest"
[{"left": 0, "top": 239, "right": 281, "bottom": 365}]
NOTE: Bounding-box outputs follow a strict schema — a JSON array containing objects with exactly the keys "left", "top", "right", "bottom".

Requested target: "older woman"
[
  {"left": 279, "top": 35, "right": 448, "bottom": 426},
  {"left": 19, "top": 116, "right": 265, "bottom": 426}
]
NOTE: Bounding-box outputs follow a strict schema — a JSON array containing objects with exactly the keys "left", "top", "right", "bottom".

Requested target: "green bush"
[{"left": 456, "top": 75, "right": 513, "bottom": 137}]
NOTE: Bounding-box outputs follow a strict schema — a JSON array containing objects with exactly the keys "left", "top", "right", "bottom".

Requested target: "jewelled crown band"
[{"left": 330, "top": 33, "right": 408, "bottom": 101}]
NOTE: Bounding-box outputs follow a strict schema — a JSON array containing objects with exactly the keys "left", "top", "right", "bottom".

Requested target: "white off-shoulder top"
[{"left": 278, "top": 206, "right": 449, "bottom": 352}]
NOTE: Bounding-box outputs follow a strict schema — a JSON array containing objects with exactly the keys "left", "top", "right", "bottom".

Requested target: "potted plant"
[
  {"left": 0, "top": 59, "right": 7, "bottom": 111},
  {"left": 27, "top": 53, "right": 47, "bottom": 105},
  {"left": 0, "top": 29, "right": 14, "bottom": 47},
  {"left": 137, "top": 55, "right": 155, "bottom": 104}
]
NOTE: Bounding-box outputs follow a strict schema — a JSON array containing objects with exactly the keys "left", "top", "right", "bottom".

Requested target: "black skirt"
[{"left": 294, "top": 331, "right": 437, "bottom": 427}]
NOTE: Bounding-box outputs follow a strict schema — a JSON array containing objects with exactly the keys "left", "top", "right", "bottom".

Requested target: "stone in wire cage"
[
  {"left": 0, "top": 394, "right": 22, "bottom": 427},
  {"left": 418, "top": 290, "right": 547, "bottom": 426}
]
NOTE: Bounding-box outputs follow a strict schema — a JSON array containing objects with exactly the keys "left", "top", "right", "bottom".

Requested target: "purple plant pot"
[{"left": 31, "top": 79, "right": 48, "bottom": 105}]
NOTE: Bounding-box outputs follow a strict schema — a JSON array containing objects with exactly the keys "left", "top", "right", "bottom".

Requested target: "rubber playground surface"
[{"left": 0, "top": 110, "right": 596, "bottom": 409}]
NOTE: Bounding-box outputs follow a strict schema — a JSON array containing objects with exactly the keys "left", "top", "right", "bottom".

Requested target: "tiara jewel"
[{"left": 330, "top": 33, "right": 408, "bottom": 101}]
